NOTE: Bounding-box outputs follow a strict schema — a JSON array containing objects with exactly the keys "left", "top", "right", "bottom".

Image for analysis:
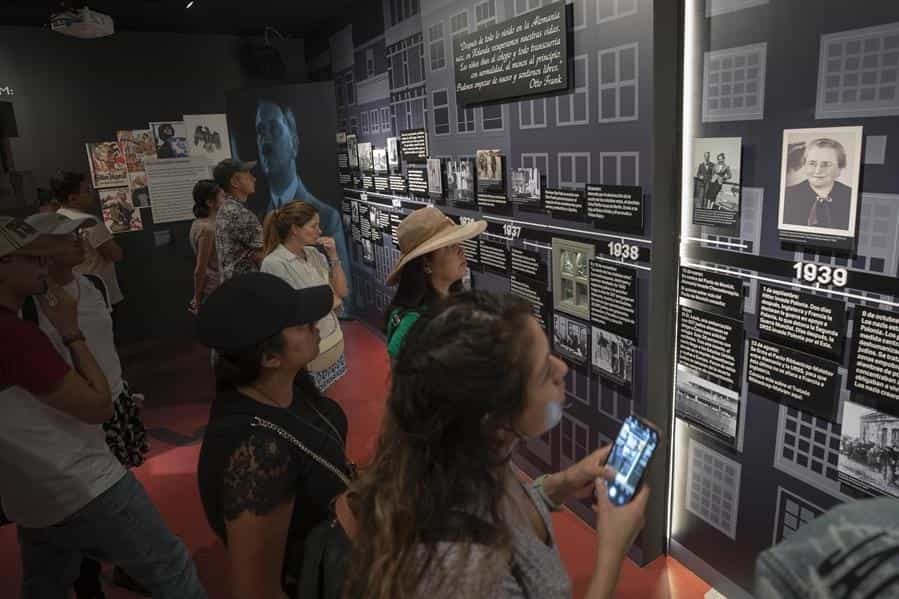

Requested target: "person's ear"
[{"left": 260, "top": 351, "right": 281, "bottom": 370}]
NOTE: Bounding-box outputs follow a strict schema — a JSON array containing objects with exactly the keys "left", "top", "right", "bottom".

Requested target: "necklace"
[{"left": 245, "top": 384, "right": 350, "bottom": 464}]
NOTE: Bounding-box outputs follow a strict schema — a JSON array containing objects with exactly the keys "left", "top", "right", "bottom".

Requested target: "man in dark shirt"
[
  {"left": 782, "top": 138, "right": 853, "bottom": 230},
  {"left": 695, "top": 152, "right": 714, "bottom": 207}
]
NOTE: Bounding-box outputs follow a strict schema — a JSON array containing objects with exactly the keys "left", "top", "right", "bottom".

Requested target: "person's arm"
[
  {"left": 584, "top": 475, "right": 650, "bottom": 599},
  {"left": 82, "top": 220, "right": 123, "bottom": 264},
  {"left": 191, "top": 230, "right": 214, "bottom": 312},
  {"left": 35, "top": 281, "right": 113, "bottom": 423},
  {"left": 317, "top": 239, "right": 348, "bottom": 300},
  {"left": 222, "top": 432, "right": 297, "bottom": 599},
  {"left": 226, "top": 500, "right": 294, "bottom": 599}
]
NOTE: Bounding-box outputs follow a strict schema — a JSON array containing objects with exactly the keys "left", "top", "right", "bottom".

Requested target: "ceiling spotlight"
[{"left": 186, "top": 1, "right": 195, "bottom": 8}]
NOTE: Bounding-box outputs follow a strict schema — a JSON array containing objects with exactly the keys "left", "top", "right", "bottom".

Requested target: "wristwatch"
[{"left": 61, "top": 331, "right": 86, "bottom": 346}]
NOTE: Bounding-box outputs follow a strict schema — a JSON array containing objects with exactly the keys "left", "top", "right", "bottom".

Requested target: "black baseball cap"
[
  {"left": 213, "top": 158, "right": 257, "bottom": 189},
  {"left": 197, "top": 272, "right": 333, "bottom": 353}
]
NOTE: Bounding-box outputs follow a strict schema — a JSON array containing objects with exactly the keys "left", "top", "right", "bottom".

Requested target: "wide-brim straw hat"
[{"left": 386, "top": 206, "right": 486, "bottom": 285}]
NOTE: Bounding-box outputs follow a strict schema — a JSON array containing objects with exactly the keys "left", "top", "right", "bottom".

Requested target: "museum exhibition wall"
[
  {"left": 672, "top": 1, "right": 899, "bottom": 596},
  {"left": 323, "top": 0, "right": 678, "bottom": 564}
]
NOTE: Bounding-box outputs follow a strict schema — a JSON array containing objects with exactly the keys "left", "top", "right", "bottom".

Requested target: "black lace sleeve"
[{"left": 222, "top": 430, "right": 298, "bottom": 522}]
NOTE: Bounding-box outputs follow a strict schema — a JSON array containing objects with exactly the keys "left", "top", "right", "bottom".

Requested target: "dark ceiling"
[{"left": 1, "top": 0, "right": 362, "bottom": 38}]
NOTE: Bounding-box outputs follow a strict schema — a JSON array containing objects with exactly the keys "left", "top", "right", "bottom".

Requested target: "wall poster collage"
[{"left": 84, "top": 113, "right": 233, "bottom": 232}]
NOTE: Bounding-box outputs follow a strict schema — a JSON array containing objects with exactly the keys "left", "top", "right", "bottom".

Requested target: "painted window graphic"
[
  {"left": 596, "top": 0, "right": 637, "bottom": 24},
  {"left": 816, "top": 22, "right": 899, "bottom": 119},
  {"left": 774, "top": 405, "right": 843, "bottom": 497},
  {"left": 772, "top": 486, "right": 825, "bottom": 545},
  {"left": 702, "top": 43, "right": 767, "bottom": 122},
  {"left": 520, "top": 98, "right": 548, "bottom": 129},
  {"left": 599, "top": 43, "right": 639, "bottom": 123},
  {"left": 561, "top": 413, "right": 591, "bottom": 466},
  {"left": 686, "top": 438, "right": 741, "bottom": 539},
  {"left": 558, "top": 152, "right": 591, "bottom": 189},
  {"left": 599, "top": 151, "right": 639, "bottom": 186},
  {"left": 558, "top": 55, "right": 590, "bottom": 126},
  {"left": 428, "top": 22, "right": 446, "bottom": 71},
  {"left": 705, "top": 0, "right": 768, "bottom": 18}
]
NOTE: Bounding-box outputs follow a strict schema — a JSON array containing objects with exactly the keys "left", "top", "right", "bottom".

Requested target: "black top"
[{"left": 197, "top": 375, "right": 349, "bottom": 568}]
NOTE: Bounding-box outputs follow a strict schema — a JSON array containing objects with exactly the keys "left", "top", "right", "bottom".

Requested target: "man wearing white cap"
[{"left": 0, "top": 216, "right": 206, "bottom": 598}]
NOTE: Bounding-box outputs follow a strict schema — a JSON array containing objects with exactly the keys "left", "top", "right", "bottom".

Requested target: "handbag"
[{"left": 248, "top": 416, "right": 357, "bottom": 599}]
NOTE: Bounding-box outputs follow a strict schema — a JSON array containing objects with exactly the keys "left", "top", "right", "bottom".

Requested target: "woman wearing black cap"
[{"left": 195, "top": 273, "right": 353, "bottom": 599}]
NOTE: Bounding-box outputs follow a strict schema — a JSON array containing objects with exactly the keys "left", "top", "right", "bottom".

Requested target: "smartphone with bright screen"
[{"left": 605, "top": 415, "right": 659, "bottom": 506}]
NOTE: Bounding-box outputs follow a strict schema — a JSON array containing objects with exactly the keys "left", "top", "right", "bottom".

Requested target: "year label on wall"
[
  {"left": 792, "top": 262, "right": 848, "bottom": 288},
  {"left": 607, "top": 240, "right": 641, "bottom": 262},
  {"left": 502, "top": 223, "right": 522, "bottom": 240}
]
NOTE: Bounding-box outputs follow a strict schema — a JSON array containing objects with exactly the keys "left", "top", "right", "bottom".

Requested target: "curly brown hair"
[{"left": 345, "top": 291, "right": 538, "bottom": 599}]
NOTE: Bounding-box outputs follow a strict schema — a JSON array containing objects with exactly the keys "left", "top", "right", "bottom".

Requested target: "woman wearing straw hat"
[{"left": 384, "top": 206, "right": 486, "bottom": 359}]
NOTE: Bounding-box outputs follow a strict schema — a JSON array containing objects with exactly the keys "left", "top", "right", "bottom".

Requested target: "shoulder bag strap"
[
  {"left": 83, "top": 274, "right": 110, "bottom": 309},
  {"left": 21, "top": 296, "right": 39, "bottom": 325}
]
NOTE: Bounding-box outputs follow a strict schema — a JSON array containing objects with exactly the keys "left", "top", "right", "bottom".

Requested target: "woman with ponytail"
[
  {"left": 261, "top": 201, "right": 348, "bottom": 391},
  {"left": 346, "top": 291, "right": 650, "bottom": 599}
]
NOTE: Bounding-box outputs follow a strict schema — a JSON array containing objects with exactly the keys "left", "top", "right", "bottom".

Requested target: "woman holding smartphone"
[
  {"left": 345, "top": 291, "right": 650, "bottom": 599},
  {"left": 261, "top": 201, "right": 348, "bottom": 391}
]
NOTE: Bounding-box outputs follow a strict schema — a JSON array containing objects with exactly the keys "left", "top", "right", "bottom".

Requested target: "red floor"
[{"left": 0, "top": 322, "right": 709, "bottom": 598}]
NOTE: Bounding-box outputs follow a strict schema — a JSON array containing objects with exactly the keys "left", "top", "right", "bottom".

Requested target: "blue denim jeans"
[{"left": 17, "top": 471, "right": 206, "bottom": 599}]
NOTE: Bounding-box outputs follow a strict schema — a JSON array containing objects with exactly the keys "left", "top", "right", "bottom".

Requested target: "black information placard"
[
  {"left": 544, "top": 187, "right": 585, "bottom": 220},
  {"left": 758, "top": 284, "right": 846, "bottom": 359},
  {"left": 510, "top": 247, "right": 547, "bottom": 283},
  {"left": 351, "top": 223, "right": 362, "bottom": 244},
  {"left": 477, "top": 192, "right": 510, "bottom": 211},
  {"left": 389, "top": 213, "right": 402, "bottom": 247},
  {"left": 678, "top": 267, "right": 744, "bottom": 319},
  {"left": 747, "top": 338, "right": 841, "bottom": 421},
  {"left": 338, "top": 153, "right": 349, "bottom": 170},
  {"left": 406, "top": 167, "right": 428, "bottom": 197},
  {"left": 374, "top": 176, "right": 390, "bottom": 193},
  {"left": 362, "top": 175, "right": 374, "bottom": 191},
  {"left": 453, "top": 3, "right": 568, "bottom": 105},
  {"left": 389, "top": 174, "right": 407, "bottom": 194},
  {"left": 848, "top": 307, "right": 899, "bottom": 413},
  {"left": 677, "top": 306, "right": 744, "bottom": 391},
  {"left": 586, "top": 184, "right": 644, "bottom": 235},
  {"left": 368, "top": 206, "right": 382, "bottom": 246},
  {"left": 589, "top": 260, "right": 637, "bottom": 341},
  {"left": 479, "top": 240, "right": 510, "bottom": 275},
  {"left": 338, "top": 172, "right": 351, "bottom": 186},
  {"left": 511, "top": 275, "right": 550, "bottom": 332},
  {"left": 399, "top": 129, "right": 429, "bottom": 163},
  {"left": 407, "top": 168, "right": 428, "bottom": 196},
  {"left": 359, "top": 204, "right": 371, "bottom": 240}
]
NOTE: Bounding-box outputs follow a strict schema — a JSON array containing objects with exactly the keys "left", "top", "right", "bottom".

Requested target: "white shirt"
[
  {"left": 261, "top": 244, "right": 342, "bottom": 353},
  {"left": 57, "top": 207, "right": 124, "bottom": 305},
  {"left": 36, "top": 276, "right": 124, "bottom": 397}
]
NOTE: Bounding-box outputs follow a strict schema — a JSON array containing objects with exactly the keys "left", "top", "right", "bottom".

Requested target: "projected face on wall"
[{"left": 255, "top": 100, "right": 298, "bottom": 184}]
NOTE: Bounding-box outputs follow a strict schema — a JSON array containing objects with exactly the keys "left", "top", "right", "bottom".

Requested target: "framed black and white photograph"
[
  {"left": 511, "top": 167, "right": 542, "bottom": 207},
  {"left": 476, "top": 149, "right": 505, "bottom": 194},
  {"left": 347, "top": 134, "right": 359, "bottom": 169},
  {"left": 553, "top": 313, "right": 589, "bottom": 365},
  {"left": 387, "top": 137, "right": 399, "bottom": 170},
  {"left": 373, "top": 148, "right": 388, "bottom": 174},
  {"left": 838, "top": 399, "right": 899, "bottom": 499},
  {"left": 358, "top": 142, "right": 374, "bottom": 173},
  {"left": 674, "top": 364, "right": 740, "bottom": 445},
  {"left": 427, "top": 158, "right": 444, "bottom": 198},
  {"left": 591, "top": 327, "right": 635, "bottom": 385},
  {"left": 446, "top": 158, "right": 476, "bottom": 205},
  {"left": 778, "top": 126, "right": 863, "bottom": 250},
  {"left": 351, "top": 201, "right": 359, "bottom": 224},
  {"left": 692, "top": 137, "right": 741, "bottom": 230}
]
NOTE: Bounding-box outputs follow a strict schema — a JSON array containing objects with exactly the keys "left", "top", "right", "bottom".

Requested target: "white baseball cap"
[
  {"left": 25, "top": 212, "right": 97, "bottom": 235},
  {"left": 0, "top": 216, "right": 65, "bottom": 259}
]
